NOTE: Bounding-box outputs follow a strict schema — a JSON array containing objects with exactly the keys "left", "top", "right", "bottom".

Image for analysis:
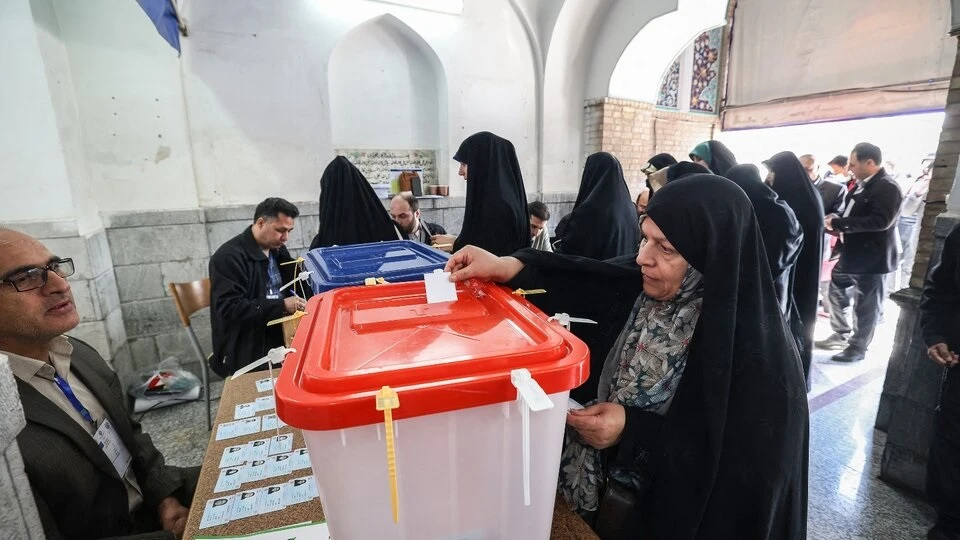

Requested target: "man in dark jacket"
[
  {"left": 921, "top": 222, "right": 960, "bottom": 540},
  {"left": 816, "top": 143, "right": 903, "bottom": 362},
  {"left": 0, "top": 228, "right": 196, "bottom": 539},
  {"left": 801, "top": 153, "right": 847, "bottom": 216},
  {"left": 389, "top": 192, "right": 446, "bottom": 246},
  {"left": 209, "top": 198, "right": 305, "bottom": 377}
]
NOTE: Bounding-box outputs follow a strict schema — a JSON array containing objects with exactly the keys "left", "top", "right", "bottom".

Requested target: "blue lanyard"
[{"left": 52, "top": 373, "right": 95, "bottom": 426}]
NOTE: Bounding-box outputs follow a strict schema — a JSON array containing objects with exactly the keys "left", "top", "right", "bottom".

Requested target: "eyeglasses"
[{"left": 1, "top": 258, "right": 75, "bottom": 292}]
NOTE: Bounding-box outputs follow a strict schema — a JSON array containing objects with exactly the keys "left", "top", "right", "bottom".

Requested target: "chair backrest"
[{"left": 169, "top": 279, "right": 211, "bottom": 327}]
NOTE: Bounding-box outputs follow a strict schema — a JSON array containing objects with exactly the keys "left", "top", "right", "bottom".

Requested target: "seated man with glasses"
[{"left": 0, "top": 228, "right": 198, "bottom": 540}]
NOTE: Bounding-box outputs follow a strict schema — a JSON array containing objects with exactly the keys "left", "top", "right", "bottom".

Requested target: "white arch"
[
  {"left": 584, "top": 0, "right": 679, "bottom": 100},
  {"left": 607, "top": 0, "right": 728, "bottom": 103},
  {"left": 540, "top": 0, "right": 619, "bottom": 193},
  {"left": 327, "top": 14, "right": 448, "bottom": 177}
]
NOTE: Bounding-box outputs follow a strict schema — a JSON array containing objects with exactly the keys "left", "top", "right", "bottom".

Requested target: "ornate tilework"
[
  {"left": 689, "top": 28, "right": 722, "bottom": 113},
  {"left": 656, "top": 60, "right": 681, "bottom": 109}
]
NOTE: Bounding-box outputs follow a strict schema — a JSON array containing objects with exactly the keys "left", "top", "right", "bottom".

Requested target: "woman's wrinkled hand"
[
  {"left": 444, "top": 246, "right": 524, "bottom": 283},
  {"left": 566, "top": 402, "right": 626, "bottom": 450}
]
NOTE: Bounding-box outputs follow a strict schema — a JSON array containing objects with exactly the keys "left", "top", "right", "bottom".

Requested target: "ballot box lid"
[
  {"left": 303, "top": 240, "right": 449, "bottom": 293},
  {"left": 275, "top": 280, "right": 589, "bottom": 430}
]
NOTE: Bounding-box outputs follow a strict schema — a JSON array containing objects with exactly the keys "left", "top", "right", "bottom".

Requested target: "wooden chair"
[{"left": 168, "top": 279, "right": 214, "bottom": 431}]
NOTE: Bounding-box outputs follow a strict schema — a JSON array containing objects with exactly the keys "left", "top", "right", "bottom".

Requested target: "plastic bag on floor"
[{"left": 128, "top": 357, "right": 201, "bottom": 412}]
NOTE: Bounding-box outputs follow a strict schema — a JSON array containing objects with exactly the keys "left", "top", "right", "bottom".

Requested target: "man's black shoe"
[{"left": 832, "top": 347, "right": 866, "bottom": 363}]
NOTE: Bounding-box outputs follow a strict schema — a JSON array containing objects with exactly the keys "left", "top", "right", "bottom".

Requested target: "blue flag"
[{"left": 136, "top": 0, "right": 181, "bottom": 54}]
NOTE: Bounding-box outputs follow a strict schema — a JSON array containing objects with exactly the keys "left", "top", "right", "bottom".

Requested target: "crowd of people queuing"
[{"left": 6, "top": 122, "right": 950, "bottom": 540}]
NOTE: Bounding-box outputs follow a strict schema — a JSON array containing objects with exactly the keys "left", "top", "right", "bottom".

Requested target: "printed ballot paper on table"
[{"left": 423, "top": 269, "right": 457, "bottom": 304}]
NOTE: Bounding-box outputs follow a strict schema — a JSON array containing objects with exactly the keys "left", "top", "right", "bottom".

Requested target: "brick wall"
[
  {"left": 910, "top": 37, "right": 960, "bottom": 288},
  {"left": 878, "top": 36, "right": 960, "bottom": 494},
  {"left": 583, "top": 98, "right": 718, "bottom": 197}
]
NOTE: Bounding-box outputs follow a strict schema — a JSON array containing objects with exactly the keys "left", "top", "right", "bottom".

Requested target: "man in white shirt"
[
  {"left": 528, "top": 201, "right": 553, "bottom": 252},
  {"left": 0, "top": 228, "right": 196, "bottom": 539}
]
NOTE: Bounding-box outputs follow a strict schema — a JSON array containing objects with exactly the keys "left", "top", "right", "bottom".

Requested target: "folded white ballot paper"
[{"left": 424, "top": 269, "right": 457, "bottom": 304}]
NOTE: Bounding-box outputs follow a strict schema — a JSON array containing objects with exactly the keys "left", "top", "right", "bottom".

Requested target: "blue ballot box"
[{"left": 303, "top": 240, "right": 450, "bottom": 294}]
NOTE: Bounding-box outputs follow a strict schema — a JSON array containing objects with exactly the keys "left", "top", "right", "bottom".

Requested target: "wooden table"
[{"left": 185, "top": 372, "right": 598, "bottom": 539}]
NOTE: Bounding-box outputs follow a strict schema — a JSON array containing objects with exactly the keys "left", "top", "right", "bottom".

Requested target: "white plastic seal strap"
[
  {"left": 547, "top": 313, "right": 598, "bottom": 330},
  {"left": 510, "top": 368, "right": 554, "bottom": 506},
  {"left": 231, "top": 346, "right": 296, "bottom": 379},
  {"left": 280, "top": 270, "right": 313, "bottom": 292}
]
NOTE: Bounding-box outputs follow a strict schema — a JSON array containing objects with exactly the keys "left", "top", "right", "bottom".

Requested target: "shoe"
[
  {"left": 815, "top": 333, "right": 848, "bottom": 350},
  {"left": 928, "top": 525, "right": 960, "bottom": 540},
  {"left": 832, "top": 347, "right": 866, "bottom": 363}
]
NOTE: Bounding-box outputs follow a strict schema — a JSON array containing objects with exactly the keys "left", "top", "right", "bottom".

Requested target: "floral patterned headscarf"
[{"left": 559, "top": 265, "right": 704, "bottom": 515}]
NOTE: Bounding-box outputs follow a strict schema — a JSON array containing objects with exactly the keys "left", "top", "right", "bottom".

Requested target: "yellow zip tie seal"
[
  {"left": 266, "top": 310, "right": 305, "bottom": 326},
  {"left": 375, "top": 386, "right": 400, "bottom": 523},
  {"left": 364, "top": 277, "right": 389, "bottom": 286},
  {"left": 512, "top": 288, "right": 547, "bottom": 297}
]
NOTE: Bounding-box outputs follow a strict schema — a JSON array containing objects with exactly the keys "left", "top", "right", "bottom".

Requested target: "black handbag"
[{"left": 593, "top": 477, "right": 640, "bottom": 540}]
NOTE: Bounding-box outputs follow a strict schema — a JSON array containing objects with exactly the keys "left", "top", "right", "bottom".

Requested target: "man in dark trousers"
[
  {"left": 0, "top": 228, "right": 197, "bottom": 539},
  {"left": 921, "top": 222, "right": 960, "bottom": 540},
  {"left": 802, "top": 154, "right": 848, "bottom": 315},
  {"left": 816, "top": 143, "right": 903, "bottom": 362},
  {"left": 209, "top": 198, "right": 306, "bottom": 376}
]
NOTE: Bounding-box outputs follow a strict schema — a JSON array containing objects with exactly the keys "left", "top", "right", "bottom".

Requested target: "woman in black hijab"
[
  {"left": 726, "top": 164, "right": 804, "bottom": 315},
  {"left": 308, "top": 156, "right": 400, "bottom": 249},
  {"left": 641, "top": 153, "right": 678, "bottom": 177},
  {"left": 689, "top": 140, "right": 738, "bottom": 176},
  {"left": 646, "top": 161, "right": 711, "bottom": 194},
  {"left": 445, "top": 175, "right": 808, "bottom": 540},
  {"left": 641, "top": 153, "right": 678, "bottom": 193},
  {"left": 765, "top": 151, "right": 825, "bottom": 389},
  {"left": 432, "top": 131, "right": 529, "bottom": 256},
  {"left": 553, "top": 152, "right": 640, "bottom": 260}
]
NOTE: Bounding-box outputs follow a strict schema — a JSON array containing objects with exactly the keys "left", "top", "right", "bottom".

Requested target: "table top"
[{"left": 184, "top": 372, "right": 597, "bottom": 539}]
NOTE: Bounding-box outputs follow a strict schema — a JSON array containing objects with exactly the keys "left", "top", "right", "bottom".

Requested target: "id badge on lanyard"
[
  {"left": 53, "top": 373, "right": 132, "bottom": 478},
  {"left": 94, "top": 418, "right": 133, "bottom": 478}
]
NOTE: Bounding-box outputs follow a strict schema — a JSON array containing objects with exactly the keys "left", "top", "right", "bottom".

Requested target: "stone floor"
[{"left": 140, "top": 299, "right": 938, "bottom": 538}]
